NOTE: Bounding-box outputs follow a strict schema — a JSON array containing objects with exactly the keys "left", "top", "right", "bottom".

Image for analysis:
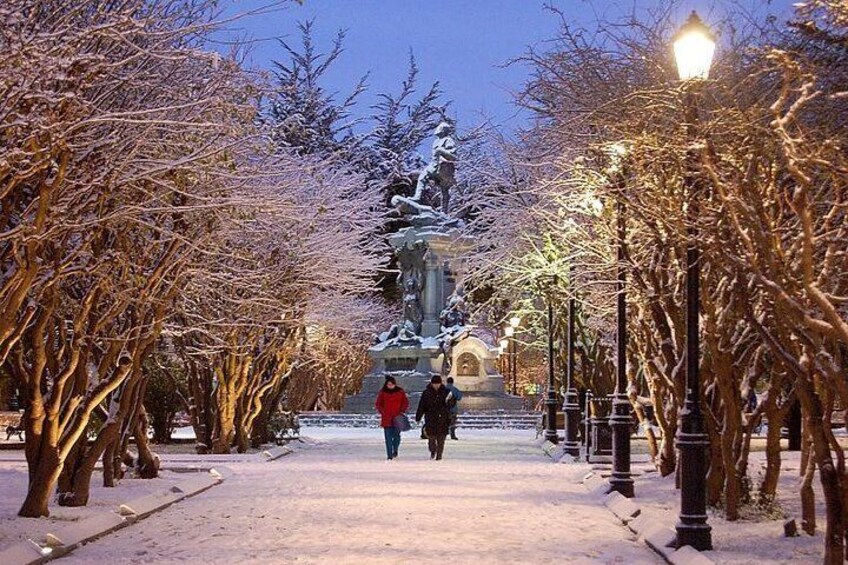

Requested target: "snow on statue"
[
  {"left": 412, "top": 120, "right": 457, "bottom": 213},
  {"left": 391, "top": 120, "right": 459, "bottom": 223}
]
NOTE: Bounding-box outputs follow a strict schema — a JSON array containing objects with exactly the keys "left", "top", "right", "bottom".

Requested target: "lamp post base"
[
  {"left": 675, "top": 521, "right": 712, "bottom": 551},
  {"left": 675, "top": 422, "right": 712, "bottom": 550},
  {"left": 562, "top": 388, "right": 581, "bottom": 456},
  {"left": 544, "top": 392, "right": 559, "bottom": 444},
  {"left": 609, "top": 393, "right": 634, "bottom": 497}
]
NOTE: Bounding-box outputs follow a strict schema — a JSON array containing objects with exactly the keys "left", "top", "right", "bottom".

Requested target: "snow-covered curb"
[
  {"left": 581, "top": 470, "right": 715, "bottom": 565},
  {"left": 261, "top": 445, "right": 294, "bottom": 461},
  {"left": 539, "top": 439, "right": 579, "bottom": 464},
  {"left": 0, "top": 467, "right": 230, "bottom": 565}
]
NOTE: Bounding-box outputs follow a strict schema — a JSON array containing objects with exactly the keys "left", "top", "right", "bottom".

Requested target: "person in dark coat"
[
  {"left": 375, "top": 376, "right": 409, "bottom": 460},
  {"left": 445, "top": 376, "right": 463, "bottom": 440},
  {"left": 415, "top": 375, "right": 455, "bottom": 460}
]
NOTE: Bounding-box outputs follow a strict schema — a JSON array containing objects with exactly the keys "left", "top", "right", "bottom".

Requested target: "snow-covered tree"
[{"left": 464, "top": 3, "right": 847, "bottom": 561}]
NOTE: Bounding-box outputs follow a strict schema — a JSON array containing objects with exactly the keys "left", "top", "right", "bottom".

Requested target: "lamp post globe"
[{"left": 673, "top": 11, "right": 716, "bottom": 81}]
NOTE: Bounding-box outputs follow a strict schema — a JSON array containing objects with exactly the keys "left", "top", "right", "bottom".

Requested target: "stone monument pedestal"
[
  {"left": 343, "top": 225, "right": 524, "bottom": 413},
  {"left": 344, "top": 333, "right": 524, "bottom": 413}
]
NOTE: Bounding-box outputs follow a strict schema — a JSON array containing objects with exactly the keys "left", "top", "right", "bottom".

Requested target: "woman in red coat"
[{"left": 375, "top": 375, "right": 409, "bottom": 460}]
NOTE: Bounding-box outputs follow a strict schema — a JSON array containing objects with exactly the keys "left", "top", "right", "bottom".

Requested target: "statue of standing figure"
[
  {"left": 411, "top": 120, "right": 457, "bottom": 214},
  {"left": 437, "top": 289, "right": 469, "bottom": 377},
  {"left": 439, "top": 290, "right": 467, "bottom": 331},
  {"left": 402, "top": 274, "right": 424, "bottom": 335}
]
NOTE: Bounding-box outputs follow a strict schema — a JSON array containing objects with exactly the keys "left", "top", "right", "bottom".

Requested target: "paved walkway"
[{"left": 60, "top": 429, "right": 659, "bottom": 564}]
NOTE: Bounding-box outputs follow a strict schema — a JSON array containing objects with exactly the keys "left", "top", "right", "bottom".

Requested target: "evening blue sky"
[{"left": 219, "top": 1, "right": 794, "bottom": 134}]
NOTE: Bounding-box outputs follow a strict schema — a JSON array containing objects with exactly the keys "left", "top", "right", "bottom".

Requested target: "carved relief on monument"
[{"left": 456, "top": 352, "right": 481, "bottom": 378}]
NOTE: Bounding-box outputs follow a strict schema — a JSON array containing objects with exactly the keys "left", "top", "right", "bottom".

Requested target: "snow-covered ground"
[
  {"left": 0, "top": 459, "right": 195, "bottom": 554},
  {"left": 49, "top": 427, "right": 659, "bottom": 564},
  {"left": 1, "top": 427, "right": 831, "bottom": 564},
  {"left": 633, "top": 449, "right": 828, "bottom": 564}
]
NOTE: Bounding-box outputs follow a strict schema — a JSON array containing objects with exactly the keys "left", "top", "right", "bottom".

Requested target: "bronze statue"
[
  {"left": 412, "top": 121, "right": 457, "bottom": 214},
  {"left": 401, "top": 274, "right": 424, "bottom": 335}
]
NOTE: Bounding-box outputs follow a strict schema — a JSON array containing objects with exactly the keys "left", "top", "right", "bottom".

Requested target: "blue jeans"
[{"left": 383, "top": 426, "right": 401, "bottom": 459}]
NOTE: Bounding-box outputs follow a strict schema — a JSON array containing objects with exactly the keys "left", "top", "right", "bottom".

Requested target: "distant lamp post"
[
  {"left": 608, "top": 143, "right": 634, "bottom": 498},
  {"left": 543, "top": 280, "right": 559, "bottom": 444},
  {"left": 561, "top": 270, "right": 580, "bottom": 457},
  {"left": 672, "top": 10, "right": 714, "bottom": 552},
  {"left": 508, "top": 317, "right": 521, "bottom": 394},
  {"left": 504, "top": 325, "right": 516, "bottom": 394}
]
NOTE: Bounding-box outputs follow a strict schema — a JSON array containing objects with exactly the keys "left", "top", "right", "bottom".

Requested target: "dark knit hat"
[
  {"left": 384, "top": 375, "right": 397, "bottom": 385},
  {"left": 430, "top": 375, "right": 442, "bottom": 384}
]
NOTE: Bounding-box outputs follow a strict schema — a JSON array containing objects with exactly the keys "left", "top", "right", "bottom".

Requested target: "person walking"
[
  {"left": 375, "top": 376, "right": 409, "bottom": 460},
  {"left": 415, "top": 375, "right": 455, "bottom": 460},
  {"left": 445, "top": 376, "right": 463, "bottom": 440}
]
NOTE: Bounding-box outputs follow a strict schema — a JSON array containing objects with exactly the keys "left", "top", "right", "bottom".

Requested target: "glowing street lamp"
[
  {"left": 673, "top": 12, "right": 716, "bottom": 81},
  {"left": 673, "top": 10, "right": 714, "bottom": 552}
]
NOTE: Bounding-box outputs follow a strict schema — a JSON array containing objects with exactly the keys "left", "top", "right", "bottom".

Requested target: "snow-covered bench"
[{"left": 0, "top": 411, "right": 24, "bottom": 441}]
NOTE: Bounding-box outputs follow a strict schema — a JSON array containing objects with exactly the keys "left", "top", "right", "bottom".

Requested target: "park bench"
[
  {"left": 272, "top": 411, "right": 300, "bottom": 444},
  {"left": 1, "top": 411, "right": 24, "bottom": 441}
]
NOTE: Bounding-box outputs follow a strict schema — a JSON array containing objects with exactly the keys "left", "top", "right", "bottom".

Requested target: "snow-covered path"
[{"left": 60, "top": 429, "right": 659, "bottom": 564}]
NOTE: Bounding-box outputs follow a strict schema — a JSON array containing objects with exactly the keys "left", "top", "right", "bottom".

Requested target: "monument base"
[{"left": 343, "top": 372, "right": 525, "bottom": 413}]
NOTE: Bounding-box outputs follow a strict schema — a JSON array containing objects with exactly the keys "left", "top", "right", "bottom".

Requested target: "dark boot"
[{"left": 450, "top": 426, "right": 458, "bottom": 440}]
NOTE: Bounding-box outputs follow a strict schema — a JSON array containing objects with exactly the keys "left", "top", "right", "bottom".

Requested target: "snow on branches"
[{"left": 0, "top": 0, "right": 390, "bottom": 514}]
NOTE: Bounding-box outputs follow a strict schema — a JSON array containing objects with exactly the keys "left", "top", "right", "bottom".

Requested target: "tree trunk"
[
  {"left": 800, "top": 451, "right": 816, "bottom": 535},
  {"left": 235, "top": 418, "right": 250, "bottom": 453},
  {"left": 213, "top": 384, "right": 235, "bottom": 454},
  {"left": 720, "top": 386, "right": 743, "bottom": 519},
  {"left": 704, "top": 404, "right": 726, "bottom": 509},
  {"left": 758, "top": 392, "right": 790, "bottom": 505},
  {"left": 787, "top": 398, "right": 802, "bottom": 451},
  {"left": 19, "top": 398, "right": 61, "bottom": 517},
  {"left": 650, "top": 387, "right": 676, "bottom": 476},
  {"left": 796, "top": 375, "right": 845, "bottom": 562},
  {"left": 186, "top": 361, "right": 214, "bottom": 454},
  {"left": 103, "top": 439, "right": 116, "bottom": 488},
  {"left": 133, "top": 406, "right": 159, "bottom": 479},
  {"left": 57, "top": 423, "right": 119, "bottom": 506},
  {"left": 19, "top": 447, "right": 61, "bottom": 518}
]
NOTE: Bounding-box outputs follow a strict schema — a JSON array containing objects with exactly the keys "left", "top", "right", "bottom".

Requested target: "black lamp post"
[
  {"left": 562, "top": 275, "right": 580, "bottom": 457},
  {"left": 505, "top": 316, "right": 521, "bottom": 395},
  {"left": 609, "top": 151, "right": 634, "bottom": 497},
  {"left": 673, "top": 11, "right": 714, "bottom": 551},
  {"left": 500, "top": 336, "right": 509, "bottom": 379},
  {"left": 503, "top": 325, "right": 514, "bottom": 393},
  {"left": 511, "top": 337, "right": 517, "bottom": 395},
  {"left": 543, "top": 283, "right": 559, "bottom": 443}
]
